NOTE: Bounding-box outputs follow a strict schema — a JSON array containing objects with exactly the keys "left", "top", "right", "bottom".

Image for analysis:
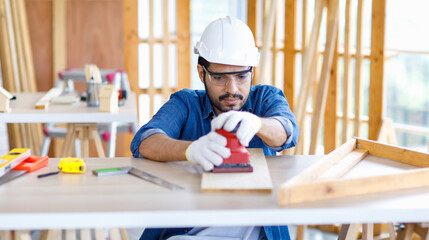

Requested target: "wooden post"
[
  {"left": 162, "top": 0, "right": 170, "bottom": 103},
  {"left": 354, "top": 0, "right": 365, "bottom": 137},
  {"left": 293, "top": 0, "right": 324, "bottom": 154},
  {"left": 324, "top": 30, "right": 339, "bottom": 154},
  {"left": 342, "top": 0, "right": 352, "bottom": 143},
  {"left": 123, "top": 0, "right": 139, "bottom": 92},
  {"left": 53, "top": 0, "right": 66, "bottom": 85},
  {"left": 257, "top": 0, "right": 279, "bottom": 85},
  {"left": 176, "top": 0, "right": 190, "bottom": 90},
  {"left": 284, "top": 0, "right": 296, "bottom": 110},
  {"left": 369, "top": 0, "right": 386, "bottom": 140},
  {"left": 309, "top": 0, "right": 340, "bottom": 154}
]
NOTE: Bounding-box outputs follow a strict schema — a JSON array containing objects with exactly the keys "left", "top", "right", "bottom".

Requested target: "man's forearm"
[
  {"left": 256, "top": 118, "right": 287, "bottom": 147},
  {"left": 138, "top": 133, "right": 191, "bottom": 161}
]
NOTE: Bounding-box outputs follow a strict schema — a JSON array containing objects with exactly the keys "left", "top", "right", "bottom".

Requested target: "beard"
[{"left": 204, "top": 79, "right": 248, "bottom": 113}]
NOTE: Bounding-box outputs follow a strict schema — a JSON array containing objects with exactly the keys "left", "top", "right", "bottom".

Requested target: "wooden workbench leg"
[
  {"left": 387, "top": 223, "right": 396, "bottom": 240},
  {"left": 90, "top": 124, "right": 105, "bottom": 157},
  {"left": 296, "top": 225, "right": 306, "bottom": 240},
  {"left": 109, "top": 228, "right": 121, "bottom": 240},
  {"left": 0, "top": 231, "right": 12, "bottom": 240},
  {"left": 79, "top": 229, "right": 91, "bottom": 240},
  {"left": 45, "top": 229, "right": 62, "bottom": 240},
  {"left": 94, "top": 229, "right": 105, "bottom": 240},
  {"left": 397, "top": 223, "right": 415, "bottom": 240},
  {"left": 338, "top": 224, "right": 361, "bottom": 240},
  {"left": 14, "top": 230, "right": 31, "bottom": 240},
  {"left": 362, "top": 224, "right": 373, "bottom": 240},
  {"left": 79, "top": 125, "right": 89, "bottom": 158},
  {"left": 64, "top": 229, "right": 76, "bottom": 240},
  {"left": 120, "top": 228, "right": 129, "bottom": 240},
  {"left": 61, "top": 124, "right": 75, "bottom": 157}
]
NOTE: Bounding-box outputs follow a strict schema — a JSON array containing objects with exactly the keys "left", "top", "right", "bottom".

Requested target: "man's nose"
[{"left": 224, "top": 77, "right": 238, "bottom": 93}]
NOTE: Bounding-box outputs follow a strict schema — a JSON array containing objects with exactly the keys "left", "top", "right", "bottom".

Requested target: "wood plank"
[
  {"left": 354, "top": 0, "right": 365, "bottom": 137},
  {"left": 284, "top": 0, "right": 296, "bottom": 109},
  {"left": 285, "top": 138, "right": 357, "bottom": 186},
  {"left": 362, "top": 224, "right": 373, "bottom": 240},
  {"left": 317, "top": 149, "right": 368, "bottom": 181},
  {"left": 4, "top": 0, "right": 21, "bottom": 91},
  {"left": 247, "top": 0, "right": 258, "bottom": 43},
  {"left": 201, "top": 148, "right": 272, "bottom": 193},
  {"left": 109, "top": 228, "right": 121, "bottom": 240},
  {"left": 34, "top": 87, "right": 63, "bottom": 109},
  {"left": 257, "top": 0, "right": 279, "bottom": 85},
  {"left": 65, "top": 229, "right": 77, "bottom": 240},
  {"left": 0, "top": 0, "right": 15, "bottom": 91},
  {"left": 338, "top": 224, "right": 361, "bottom": 240},
  {"left": 281, "top": 165, "right": 429, "bottom": 205},
  {"left": 176, "top": 0, "right": 190, "bottom": 90},
  {"left": 309, "top": 0, "right": 340, "bottom": 154},
  {"left": 10, "top": 0, "right": 28, "bottom": 92},
  {"left": 79, "top": 229, "right": 91, "bottom": 240},
  {"left": 53, "top": 0, "right": 66, "bottom": 85},
  {"left": 324, "top": 29, "right": 339, "bottom": 154},
  {"left": 369, "top": 0, "right": 386, "bottom": 140},
  {"left": 356, "top": 138, "right": 429, "bottom": 167},
  {"left": 17, "top": 0, "right": 36, "bottom": 92},
  {"left": 293, "top": 0, "right": 324, "bottom": 154},
  {"left": 342, "top": 0, "right": 352, "bottom": 143},
  {"left": 162, "top": 0, "right": 170, "bottom": 103},
  {"left": 123, "top": 0, "right": 139, "bottom": 92}
]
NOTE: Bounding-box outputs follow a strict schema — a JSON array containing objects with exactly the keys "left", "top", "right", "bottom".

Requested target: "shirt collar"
[{"left": 202, "top": 93, "right": 215, "bottom": 119}]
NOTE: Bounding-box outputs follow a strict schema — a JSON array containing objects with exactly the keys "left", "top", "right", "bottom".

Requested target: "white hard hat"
[{"left": 194, "top": 16, "right": 260, "bottom": 66}]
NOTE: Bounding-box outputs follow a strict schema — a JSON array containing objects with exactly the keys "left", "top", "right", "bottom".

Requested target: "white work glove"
[
  {"left": 185, "top": 132, "right": 231, "bottom": 171},
  {"left": 211, "top": 111, "right": 262, "bottom": 147}
]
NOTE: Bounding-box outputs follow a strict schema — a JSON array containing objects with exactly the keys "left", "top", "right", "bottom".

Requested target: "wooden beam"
[
  {"left": 257, "top": 0, "right": 279, "bottom": 85},
  {"left": 0, "top": 0, "right": 15, "bottom": 91},
  {"left": 284, "top": 0, "right": 296, "bottom": 109},
  {"left": 342, "top": 0, "right": 352, "bottom": 143},
  {"left": 354, "top": 0, "right": 365, "bottom": 137},
  {"left": 324, "top": 27, "right": 339, "bottom": 154},
  {"left": 162, "top": 0, "right": 171, "bottom": 103},
  {"left": 356, "top": 138, "right": 429, "bottom": 167},
  {"left": 369, "top": 0, "right": 386, "bottom": 140},
  {"left": 4, "top": 0, "right": 21, "bottom": 91},
  {"left": 309, "top": 0, "right": 340, "bottom": 154},
  {"left": 52, "top": 0, "right": 67, "bottom": 85},
  {"left": 293, "top": 0, "right": 324, "bottom": 154},
  {"left": 176, "top": 0, "right": 190, "bottom": 90}
]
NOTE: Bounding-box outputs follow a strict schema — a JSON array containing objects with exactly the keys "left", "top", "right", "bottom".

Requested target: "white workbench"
[
  {"left": 0, "top": 154, "right": 428, "bottom": 230},
  {"left": 0, "top": 92, "right": 137, "bottom": 123},
  {"left": 0, "top": 92, "right": 138, "bottom": 157}
]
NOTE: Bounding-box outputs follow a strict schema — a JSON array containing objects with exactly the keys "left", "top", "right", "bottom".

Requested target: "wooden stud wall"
[
  {"left": 122, "top": 0, "right": 386, "bottom": 155},
  {"left": 124, "top": 0, "right": 190, "bottom": 121}
]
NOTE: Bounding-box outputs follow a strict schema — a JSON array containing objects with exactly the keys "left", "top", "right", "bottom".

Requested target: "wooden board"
[
  {"left": 279, "top": 137, "right": 429, "bottom": 205},
  {"left": 201, "top": 148, "right": 273, "bottom": 193}
]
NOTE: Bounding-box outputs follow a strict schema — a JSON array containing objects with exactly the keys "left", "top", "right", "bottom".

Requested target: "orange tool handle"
[{"left": 13, "top": 155, "right": 49, "bottom": 172}]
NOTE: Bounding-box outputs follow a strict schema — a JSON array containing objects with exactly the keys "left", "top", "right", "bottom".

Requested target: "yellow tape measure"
[{"left": 58, "top": 157, "right": 86, "bottom": 173}]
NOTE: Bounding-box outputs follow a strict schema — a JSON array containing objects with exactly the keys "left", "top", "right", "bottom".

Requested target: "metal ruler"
[{"left": 129, "top": 167, "right": 184, "bottom": 191}]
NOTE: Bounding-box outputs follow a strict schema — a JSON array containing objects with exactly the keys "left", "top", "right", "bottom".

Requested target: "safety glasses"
[{"left": 202, "top": 65, "right": 253, "bottom": 86}]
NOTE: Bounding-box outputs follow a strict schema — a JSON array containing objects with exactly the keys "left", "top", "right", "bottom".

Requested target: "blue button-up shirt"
[
  {"left": 131, "top": 85, "right": 299, "bottom": 157},
  {"left": 131, "top": 85, "right": 298, "bottom": 240}
]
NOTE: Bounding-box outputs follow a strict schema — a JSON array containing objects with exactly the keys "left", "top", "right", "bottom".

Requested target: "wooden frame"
[{"left": 279, "top": 137, "right": 429, "bottom": 205}]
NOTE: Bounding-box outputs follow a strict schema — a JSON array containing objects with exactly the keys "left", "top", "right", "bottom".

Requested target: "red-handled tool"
[
  {"left": 0, "top": 155, "right": 49, "bottom": 185},
  {"left": 212, "top": 128, "right": 253, "bottom": 173}
]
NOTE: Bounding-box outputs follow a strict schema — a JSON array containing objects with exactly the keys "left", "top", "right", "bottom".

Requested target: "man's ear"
[{"left": 197, "top": 64, "right": 204, "bottom": 83}]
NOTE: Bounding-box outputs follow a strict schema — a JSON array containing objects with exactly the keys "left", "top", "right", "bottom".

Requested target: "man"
[{"left": 131, "top": 16, "right": 299, "bottom": 240}]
